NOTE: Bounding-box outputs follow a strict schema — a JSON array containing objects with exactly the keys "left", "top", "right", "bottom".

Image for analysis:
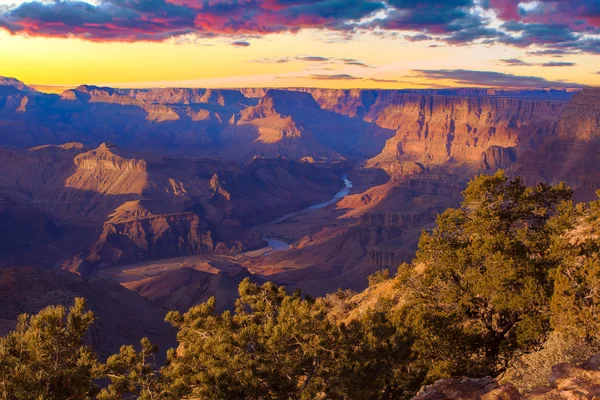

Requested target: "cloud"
[
  {"left": 404, "top": 34, "right": 432, "bottom": 42},
  {"left": 526, "top": 49, "right": 578, "bottom": 57},
  {"left": 310, "top": 74, "right": 361, "bottom": 81},
  {"left": 341, "top": 58, "right": 372, "bottom": 67},
  {"left": 0, "top": 0, "right": 597, "bottom": 59},
  {"left": 499, "top": 21, "right": 580, "bottom": 47},
  {"left": 497, "top": 59, "right": 576, "bottom": 67},
  {"left": 308, "top": 74, "right": 400, "bottom": 83},
  {"left": 0, "top": 0, "right": 385, "bottom": 41},
  {"left": 296, "top": 56, "right": 329, "bottom": 62},
  {"left": 412, "top": 69, "right": 584, "bottom": 88},
  {"left": 251, "top": 55, "right": 373, "bottom": 68},
  {"left": 252, "top": 57, "right": 291, "bottom": 64},
  {"left": 539, "top": 61, "right": 576, "bottom": 67},
  {"left": 487, "top": 0, "right": 600, "bottom": 30},
  {"left": 232, "top": 41, "right": 250, "bottom": 47},
  {"left": 498, "top": 58, "right": 534, "bottom": 66},
  {"left": 374, "top": 0, "right": 479, "bottom": 34}
]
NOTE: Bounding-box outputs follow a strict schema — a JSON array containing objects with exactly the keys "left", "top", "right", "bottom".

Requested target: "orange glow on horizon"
[{"left": 1, "top": 30, "right": 597, "bottom": 90}]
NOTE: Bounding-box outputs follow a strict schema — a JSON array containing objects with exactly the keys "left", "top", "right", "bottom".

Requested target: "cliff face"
[
  {"left": 81, "top": 211, "right": 263, "bottom": 270},
  {"left": 213, "top": 156, "right": 344, "bottom": 226},
  {"left": 368, "top": 95, "right": 565, "bottom": 166},
  {"left": 217, "top": 90, "right": 332, "bottom": 162},
  {"left": 556, "top": 88, "right": 600, "bottom": 140},
  {"left": 0, "top": 81, "right": 581, "bottom": 168},
  {"left": 515, "top": 88, "right": 600, "bottom": 200}
]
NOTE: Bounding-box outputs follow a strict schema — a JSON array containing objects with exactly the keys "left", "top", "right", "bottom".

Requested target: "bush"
[{"left": 501, "top": 331, "right": 598, "bottom": 393}]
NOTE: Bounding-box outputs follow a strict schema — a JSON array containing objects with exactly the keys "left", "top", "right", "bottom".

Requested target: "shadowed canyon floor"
[{"left": 2, "top": 76, "right": 600, "bottom": 355}]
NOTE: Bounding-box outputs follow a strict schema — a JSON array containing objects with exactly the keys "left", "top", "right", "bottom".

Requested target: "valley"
[{"left": 2, "top": 76, "right": 600, "bottom": 358}]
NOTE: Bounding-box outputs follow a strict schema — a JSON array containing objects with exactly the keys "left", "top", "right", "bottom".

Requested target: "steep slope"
[
  {"left": 210, "top": 156, "right": 345, "bottom": 226},
  {"left": 367, "top": 94, "right": 565, "bottom": 168},
  {"left": 125, "top": 266, "right": 265, "bottom": 312},
  {"left": 0, "top": 267, "right": 175, "bottom": 360},
  {"left": 0, "top": 78, "right": 579, "bottom": 164},
  {"left": 75, "top": 209, "right": 264, "bottom": 276},
  {"left": 517, "top": 88, "right": 600, "bottom": 200},
  {"left": 217, "top": 90, "right": 337, "bottom": 162}
]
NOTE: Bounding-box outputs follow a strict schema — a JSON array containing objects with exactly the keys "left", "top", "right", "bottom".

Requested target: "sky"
[{"left": 0, "top": 0, "right": 599, "bottom": 90}]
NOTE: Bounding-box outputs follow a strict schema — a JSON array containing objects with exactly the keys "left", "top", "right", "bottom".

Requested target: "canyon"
[{"left": 1, "top": 76, "right": 600, "bottom": 356}]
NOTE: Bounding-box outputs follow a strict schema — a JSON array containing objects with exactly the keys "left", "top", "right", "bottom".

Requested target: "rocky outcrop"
[
  {"left": 81, "top": 211, "right": 264, "bottom": 271},
  {"left": 412, "top": 354, "right": 600, "bottom": 400},
  {"left": 71, "top": 86, "right": 248, "bottom": 107},
  {"left": 74, "top": 143, "right": 147, "bottom": 172},
  {"left": 556, "top": 88, "right": 600, "bottom": 140},
  {"left": 216, "top": 90, "right": 333, "bottom": 162},
  {"left": 514, "top": 88, "right": 600, "bottom": 200},
  {"left": 368, "top": 248, "right": 413, "bottom": 268},
  {"left": 369, "top": 95, "right": 565, "bottom": 166},
  {"left": 0, "top": 77, "right": 34, "bottom": 93},
  {"left": 480, "top": 145, "right": 517, "bottom": 171},
  {"left": 413, "top": 377, "right": 521, "bottom": 400},
  {"left": 361, "top": 208, "right": 444, "bottom": 228}
]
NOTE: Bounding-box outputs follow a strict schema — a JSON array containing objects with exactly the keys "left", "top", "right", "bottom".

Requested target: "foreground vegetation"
[{"left": 1, "top": 171, "right": 599, "bottom": 399}]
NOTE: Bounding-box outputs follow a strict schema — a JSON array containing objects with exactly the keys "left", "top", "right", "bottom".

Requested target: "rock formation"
[{"left": 412, "top": 354, "right": 600, "bottom": 400}]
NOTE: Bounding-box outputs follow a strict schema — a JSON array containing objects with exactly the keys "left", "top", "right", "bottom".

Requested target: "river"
[{"left": 263, "top": 174, "right": 353, "bottom": 255}]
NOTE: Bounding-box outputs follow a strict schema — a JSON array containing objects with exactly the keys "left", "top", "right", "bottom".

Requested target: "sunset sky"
[{"left": 0, "top": 0, "right": 599, "bottom": 89}]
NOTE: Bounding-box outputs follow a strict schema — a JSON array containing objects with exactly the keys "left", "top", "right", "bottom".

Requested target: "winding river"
[{"left": 263, "top": 174, "right": 353, "bottom": 255}]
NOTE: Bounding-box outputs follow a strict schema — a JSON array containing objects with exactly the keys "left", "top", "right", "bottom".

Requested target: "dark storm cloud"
[
  {"left": 373, "top": 0, "right": 479, "bottom": 34},
  {"left": 0, "top": 0, "right": 196, "bottom": 41},
  {"left": 413, "top": 69, "right": 584, "bottom": 88}
]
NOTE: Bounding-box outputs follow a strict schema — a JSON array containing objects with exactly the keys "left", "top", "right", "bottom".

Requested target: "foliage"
[
  {"left": 0, "top": 298, "right": 100, "bottom": 400},
  {"left": 162, "top": 280, "right": 333, "bottom": 399},
  {"left": 402, "top": 170, "right": 572, "bottom": 380},
  {"left": 549, "top": 199, "right": 600, "bottom": 342},
  {"left": 160, "top": 279, "right": 417, "bottom": 399},
  {"left": 368, "top": 269, "right": 391, "bottom": 287},
  {"left": 97, "top": 338, "right": 161, "bottom": 400}
]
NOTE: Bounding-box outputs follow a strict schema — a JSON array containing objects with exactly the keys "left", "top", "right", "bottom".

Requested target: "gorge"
[{"left": 0, "top": 76, "right": 599, "bottom": 359}]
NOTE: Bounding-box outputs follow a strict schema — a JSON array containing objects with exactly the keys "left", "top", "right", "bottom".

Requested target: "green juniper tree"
[
  {"left": 161, "top": 279, "right": 334, "bottom": 399},
  {"left": 400, "top": 170, "right": 572, "bottom": 379},
  {"left": 0, "top": 298, "right": 100, "bottom": 400}
]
